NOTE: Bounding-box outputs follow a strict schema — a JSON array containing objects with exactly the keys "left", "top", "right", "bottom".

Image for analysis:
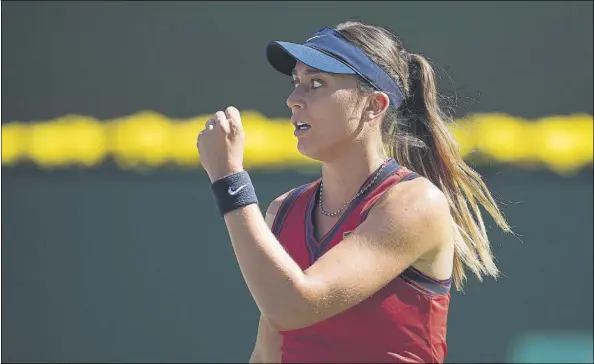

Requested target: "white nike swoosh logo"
[
  {"left": 228, "top": 184, "right": 247, "bottom": 195},
  {"left": 306, "top": 35, "right": 326, "bottom": 42}
]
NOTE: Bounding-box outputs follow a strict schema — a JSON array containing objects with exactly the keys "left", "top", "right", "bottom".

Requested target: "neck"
[{"left": 320, "top": 142, "right": 389, "bottom": 213}]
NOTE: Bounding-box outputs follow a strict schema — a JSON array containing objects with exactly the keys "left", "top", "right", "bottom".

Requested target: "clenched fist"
[{"left": 197, "top": 106, "right": 246, "bottom": 182}]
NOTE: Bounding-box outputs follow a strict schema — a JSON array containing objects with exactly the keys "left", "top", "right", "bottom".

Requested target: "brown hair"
[{"left": 334, "top": 20, "right": 513, "bottom": 291}]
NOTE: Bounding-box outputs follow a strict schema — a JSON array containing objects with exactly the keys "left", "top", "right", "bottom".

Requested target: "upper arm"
[
  {"left": 251, "top": 315, "right": 282, "bottom": 363},
  {"left": 251, "top": 190, "right": 294, "bottom": 362},
  {"left": 290, "top": 178, "right": 452, "bottom": 329}
]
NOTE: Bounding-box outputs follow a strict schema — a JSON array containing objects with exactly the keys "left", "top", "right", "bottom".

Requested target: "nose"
[{"left": 286, "top": 88, "right": 304, "bottom": 113}]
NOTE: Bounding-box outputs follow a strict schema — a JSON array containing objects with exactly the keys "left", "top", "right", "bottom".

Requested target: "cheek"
[
  {"left": 308, "top": 93, "right": 337, "bottom": 120},
  {"left": 309, "top": 91, "right": 358, "bottom": 133}
]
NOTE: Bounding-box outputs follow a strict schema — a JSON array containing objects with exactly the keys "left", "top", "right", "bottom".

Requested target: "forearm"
[{"left": 223, "top": 203, "right": 310, "bottom": 326}]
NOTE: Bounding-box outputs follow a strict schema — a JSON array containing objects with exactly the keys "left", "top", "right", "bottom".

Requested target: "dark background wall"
[
  {"left": 2, "top": 1, "right": 593, "bottom": 362},
  {"left": 2, "top": 1, "right": 592, "bottom": 122}
]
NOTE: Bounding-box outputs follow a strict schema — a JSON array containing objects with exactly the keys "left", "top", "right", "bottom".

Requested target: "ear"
[{"left": 363, "top": 91, "right": 390, "bottom": 121}]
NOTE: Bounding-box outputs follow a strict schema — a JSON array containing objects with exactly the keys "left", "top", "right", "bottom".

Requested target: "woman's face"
[{"left": 286, "top": 61, "right": 370, "bottom": 161}]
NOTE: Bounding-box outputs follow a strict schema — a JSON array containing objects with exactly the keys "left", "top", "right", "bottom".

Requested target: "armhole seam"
[{"left": 270, "top": 183, "right": 314, "bottom": 238}]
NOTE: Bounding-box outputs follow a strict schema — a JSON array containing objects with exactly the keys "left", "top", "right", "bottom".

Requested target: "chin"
[
  {"left": 297, "top": 139, "right": 320, "bottom": 160},
  {"left": 296, "top": 138, "right": 333, "bottom": 162}
]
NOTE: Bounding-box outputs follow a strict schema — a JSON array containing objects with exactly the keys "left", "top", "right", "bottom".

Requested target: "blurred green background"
[{"left": 2, "top": 1, "right": 593, "bottom": 363}]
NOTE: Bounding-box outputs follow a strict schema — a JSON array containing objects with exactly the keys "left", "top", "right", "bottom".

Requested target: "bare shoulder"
[
  {"left": 387, "top": 176, "right": 449, "bottom": 214},
  {"left": 264, "top": 188, "right": 296, "bottom": 228},
  {"left": 372, "top": 175, "right": 449, "bottom": 214},
  {"left": 266, "top": 188, "right": 296, "bottom": 216},
  {"left": 365, "top": 176, "right": 452, "bottom": 251}
]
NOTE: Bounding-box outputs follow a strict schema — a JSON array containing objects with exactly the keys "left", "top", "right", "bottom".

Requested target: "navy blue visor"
[{"left": 266, "top": 27, "right": 405, "bottom": 109}]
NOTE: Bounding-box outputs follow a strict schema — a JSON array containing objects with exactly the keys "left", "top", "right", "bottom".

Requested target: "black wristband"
[{"left": 210, "top": 171, "right": 259, "bottom": 216}]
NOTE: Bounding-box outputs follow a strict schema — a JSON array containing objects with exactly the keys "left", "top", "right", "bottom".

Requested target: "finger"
[
  {"left": 225, "top": 106, "right": 241, "bottom": 124},
  {"left": 204, "top": 118, "right": 215, "bottom": 130},
  {"left": 214, "top": 110, "right": 231, "bottom": 133},
  {"left": 214, "top": 111, "right": 227, "bottom": 123},
  {"left": 225, "top": 106, "right": 243, "bottom": 135}
]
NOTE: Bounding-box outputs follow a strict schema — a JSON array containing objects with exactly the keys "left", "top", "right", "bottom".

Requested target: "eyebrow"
[{"left": 291, "top": 68, "right": 323, "bottom": 78}]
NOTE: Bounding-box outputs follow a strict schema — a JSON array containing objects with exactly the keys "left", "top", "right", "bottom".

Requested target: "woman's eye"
[{"left": 291, "top": 77, "right": 322, "bottom": 90}]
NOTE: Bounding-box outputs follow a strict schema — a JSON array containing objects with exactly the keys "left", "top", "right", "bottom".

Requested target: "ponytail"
[
  {"left": 391, "top": 53, "right": 513, "bottom": 291},
  {"left": 334, "top": 20, "right": 513, "bottom": 291}
]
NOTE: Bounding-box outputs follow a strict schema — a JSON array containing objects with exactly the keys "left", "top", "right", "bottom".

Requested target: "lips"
[
  {"left": 292, "top": 119, "right": 311, "bottom": 137},
  {"left": 294, "top": 121, "right": 311, "bottom": 131}
]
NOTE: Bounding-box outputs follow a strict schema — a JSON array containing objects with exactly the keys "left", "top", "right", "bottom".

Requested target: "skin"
[{"left": 197, "top": 62, "right": 455, "bottom": 363}]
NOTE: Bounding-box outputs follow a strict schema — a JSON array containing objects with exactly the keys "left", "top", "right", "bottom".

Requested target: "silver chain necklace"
[{"left": 319, "top": 159, "right": 391, "bottom": 217}]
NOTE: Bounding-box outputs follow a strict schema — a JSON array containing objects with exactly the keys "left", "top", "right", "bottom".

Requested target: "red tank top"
[{"left": 271, "top": 159, "right": 451, "bottom": 363}]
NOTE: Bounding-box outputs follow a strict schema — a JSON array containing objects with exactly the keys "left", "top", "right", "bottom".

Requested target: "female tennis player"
[{"left": 197, "top": 20, "right": 511, "bottom": 363}]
